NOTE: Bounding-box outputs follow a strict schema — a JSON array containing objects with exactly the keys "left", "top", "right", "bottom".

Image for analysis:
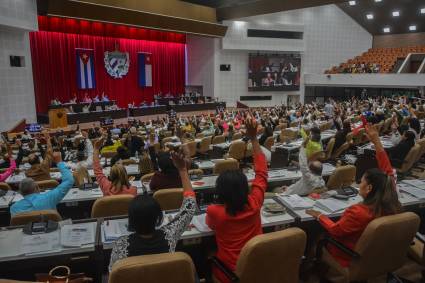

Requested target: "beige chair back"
[
  {"left": 10, "top": 210, "right": 62, "bottom": 226},
  {"left": 91, "top": 195, "right": 134, "bottom": 218},
  {"left": 198, "top": 136, "right": 212, "bottom": 154},
  {"left": 227, "top": 141, "right": 247, "bottom": 161},
  {"left": 212, "top": 135, "right": 226, "bottom": 145},
  {"left": 213, "top": 159, "right": 239, "bottom": 175},
  {"left": 349, "top": 212, "right": 420, "bottom": 281},
  {"left": 36, "top": 179, "right": 59, "bottom": 191},
  {"left": 185, "top": 141, "right": 197, "bottom": 158},
  {"left": 326, "top": 165, "right": 356, "bottom": 190},
  {"left": 153, "top": 188, "right": 183, "bottom": 211},
  {"left": 0, "top": 182, "right": 11, "bottom": 191},
  {"left": 235, "top": 228, "right": 306, "bottom": 283},
  {"left": 109, "top": 252, "right": 196, "bottom": 283},
  {"left": 232, "top": 132, "right": 243, "bottom": 141}
]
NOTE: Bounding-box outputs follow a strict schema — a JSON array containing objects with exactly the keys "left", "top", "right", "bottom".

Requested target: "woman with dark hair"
[
  {"left": 389, "top": 130, "right": 416, "bottom": 167},
  {"left": 206, "top": 117, "right": 268, "bottom": 283},
  {"left": 409, "top": 117, "right": 421, "bottom": 140},
  {"left": 149, "top": 152, "right": 183, "bottom": 191},
  {"left": 108, "top": 150, "right": 196, "bottom": 272},
  {"left": 110, "top": 146, "right": 131, "bottom": 166},
  {"left": 333, "top": 120, "right": 351, "bottom": 153},
  {"left": 307, "top": 125, "right": 401, "bottom": 270}
]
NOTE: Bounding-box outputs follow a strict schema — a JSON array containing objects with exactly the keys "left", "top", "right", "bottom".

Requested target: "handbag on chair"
[{"left": 35, "top": 266, "right": 93, "bottom": 283}]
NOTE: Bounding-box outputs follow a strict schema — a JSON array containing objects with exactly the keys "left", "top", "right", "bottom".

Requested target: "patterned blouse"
[{"left": 109, "top": 193, "right": 196, "bottom": 272}]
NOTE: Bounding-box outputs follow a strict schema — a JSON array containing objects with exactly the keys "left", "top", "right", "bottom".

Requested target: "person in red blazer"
[
  {"left": 307, "top": 125, "right": 401, "bottom": 268},
  {"left": 206, "top": 117, "right": 268, "bottom": 283}
]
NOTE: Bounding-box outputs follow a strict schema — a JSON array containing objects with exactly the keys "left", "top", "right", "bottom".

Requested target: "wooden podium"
[{"left": 48, "top": 108, "right": 68, "bottom": 128}]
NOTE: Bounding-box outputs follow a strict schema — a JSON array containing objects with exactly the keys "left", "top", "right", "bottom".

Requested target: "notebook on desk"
[
  {"left": 277, "top": 194, "right": 313, "bottom": 210},
  {"left": 314, "top": 198, "right": 349, "bottom": 213}
]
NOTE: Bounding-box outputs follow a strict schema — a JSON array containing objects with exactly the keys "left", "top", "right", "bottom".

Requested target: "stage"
[{"left": 37, "top": 102, "right": 226, "bottom": 126}]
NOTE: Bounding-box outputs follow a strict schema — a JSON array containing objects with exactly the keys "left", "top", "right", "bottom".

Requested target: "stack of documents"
[
  {"left": 21, "top": 231, "right": 61, "bottom": 255},
  {"left": 314, "top": 198, "right": 349, "bottom": 213},
  {"left": 278, "top": 195, "right": 312, "bottom": 210},
  {"left": 399, "top": 186, "right": 425, "bottom": 199},
  {"left": 126, "top": 164, "right": 139, "bottom": 175},
  {"left": 103, "top": 219, "right": 131, "bottom": 242}
]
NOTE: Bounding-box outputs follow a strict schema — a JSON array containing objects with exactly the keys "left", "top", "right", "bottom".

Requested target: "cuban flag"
[
  {"left": 76, "top": 49, "right": 96, "bottom": 89},
  {"left": 138, "top": 53, "right": 152, "bottom": 87}
]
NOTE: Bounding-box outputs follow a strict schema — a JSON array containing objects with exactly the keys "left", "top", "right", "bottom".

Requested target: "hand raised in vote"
[
  {"left": 93, "top": 136, "right": 105, "bottom": 150},
  {"left": 245, "top": 116, "right": 258, "bottom": 141},
  {"left": 365, "top": 124, "right": 379, "bottom": 144},
  {"left": 170, "top": 148, "right": 189, "bottom": 171}
]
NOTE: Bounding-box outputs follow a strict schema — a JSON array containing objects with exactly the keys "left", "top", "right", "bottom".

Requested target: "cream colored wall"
[{"left": 83, "top": 0, "right": 217, "bottom": 23}]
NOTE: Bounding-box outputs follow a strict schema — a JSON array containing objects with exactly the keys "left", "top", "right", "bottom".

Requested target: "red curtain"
[{"left": 30, "top": 31, "right": 186, "bottom": 113}]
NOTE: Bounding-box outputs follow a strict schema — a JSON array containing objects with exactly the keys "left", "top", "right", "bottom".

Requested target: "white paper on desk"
[
  {"left": 21, "top": 231, "right": 61, "bottom": 255},
  {"left": 278, "top": 194, "right": 313, "bottom": 210},
  {"left": 126, "top": 164, "right": 139, "bottom": 175},
  {"left": 0, "top": 229, "right": 24, "bottom": 257},
  {"left": 50, "top": 172, "right": 62, "bottom": 179},
  {"left": 61, "top": 223, "right": 95, "bottom": 247},
  {"left": 91, "top": 188, "right": 103, "bottom": 196},
  {"left": 103, "top": 219, "right": 131, "bottom": 241},
  {"left": 130, "top": 180, "right": 143, "bottom": 188},
  {"left": 314, "top": 198, "right": 348, "bottom": 213},
  {"left": 399, "top": 186, "right": 425, "bottom": 199},
  {"left": 402, "top": 180, "right": 425, "bottom": 189},
  {"left": 191, "top": 214, "right": 212, "bottom": 232}
]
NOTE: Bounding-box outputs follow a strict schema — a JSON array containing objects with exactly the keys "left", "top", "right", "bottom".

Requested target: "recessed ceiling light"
[
  {"left": 375, "top": 0, "right": 382, "bottom": 2},
  {"left": 366, "top": 13, "right": 374, "bottom": 20},
  {"left": 349, "top": 1, "right": 356, "bottom": 6},
  {"left": 392, "top": 11, "right": 400, "bottom": 17},
  {"left": 409, "top": 25, "right": 417, "bottom": 31},
  {"left": 383, "top": 27, "right": 390, "bottom": 33},
  {"left": 421, "top": 8, "right": 425, "bottom": 14}
]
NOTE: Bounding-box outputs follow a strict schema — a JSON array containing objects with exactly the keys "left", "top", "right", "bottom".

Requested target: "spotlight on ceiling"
[
  {"left": 375, "top": 0, "right": 382, "bottom": 2},
  {"left": 366, "top": 13, "right": 374, "bottom": 20},
  {"left": 409, "top": 25, "right": 417, "bottom": 31},
  {"left": 348, "top": 1, "right": 356, "bottom": 6},
  {"left": 392, "top": 11, "right": 400, "bottom": 17},
  {"left": 421, "top": 8, "right": 425, "bottom": 14},
  {"left": 383, "top": 27, "right": 390, "bottom": 33}
]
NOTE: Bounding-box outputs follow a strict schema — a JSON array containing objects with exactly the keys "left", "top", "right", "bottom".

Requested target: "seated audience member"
[
  {"left": 301, "top": 127, "right": 323, "bottom": 159},
  {"left": 389, "top": 130, "right": 416, "bottom": 167},
  {"left": 93, "top": 95, "right": 100, "bottom": 102},
  {"left": 150, "top": 152, "right": 182, "bottom": 192},
  {"left": 83, "top": 93, "right": 92, "bottom": 103},
  {"left": 409, "top": 116, "right": 421, "bottom": 140},
  {"left": 10, "top": 152, "right": 74, "bottom": 216},
  {"left": 108, "top": 150, "right": 196, "bottom": 272},
  {"left": 206, "top": 118, "right": 268, "bottom": 283},
  {"left": 306, "top": 125, "right": 401, "bottom": 269},
  {"left": 25, "top": 133, "right": 53, "bottom": 181},
  {"left": 280, "top": 137, "right": 324, "bottom": 196},
  {"left": 110, "top": 146, "right": 131, "bottom": 166},
  {"left": 333, "top": 120, "right": 351, "bottom": 152},
  {"left": 101, "top": 92, "right": 109, "bottom": 102},
  {"left": 93, "top": 137, "right": 137, "bottom": 196},
  {"left": 258, "top": 121, "right": 273, "bottom": 146},
  {"left": 73, "top": 165, "right": 93, "bottom": 188},
  {"left": 124, "top": 127, "right": 144, "bottom": 157},
  {"left": 0, "top": 144, "right": 16, "bottom": 182}
]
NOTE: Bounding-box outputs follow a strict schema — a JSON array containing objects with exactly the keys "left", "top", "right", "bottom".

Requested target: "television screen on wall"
[{"left": 248, "top": 53, "right": 301, "bottom": 91}]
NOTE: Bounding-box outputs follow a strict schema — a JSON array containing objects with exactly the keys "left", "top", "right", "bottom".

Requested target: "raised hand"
[
  {"left": 170, "top": 149, "right": 188, "bottom": 171},
  {"left": 93, "top": 136, "right": 105, "bottom": 150},
  {"left": 245, "top": 116, "right": 258, "bottom": 141}
]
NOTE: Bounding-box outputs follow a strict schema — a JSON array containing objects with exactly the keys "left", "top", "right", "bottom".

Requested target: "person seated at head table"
[
  {"left": 93, "top": 95, "right": 100, "bottom": 102},
  {"left": 50, "top": 98, "right": 61, "bottom": 105},
  {"left": 205, "top": 117, "right": 268, "bottom": 283},
  {"left": 69, "top": 93, "right": 78, "bottom": 104},
  {"left": 300, "top": 126, "right": 323, "bottom": 159},
  {"left": 10, "top": 152, "right": 74, "bottom": 216},
  {"left": 82, "top": 103, "right": 91, "bottom": 113},
  {"left": 277, "top": 137, "right": 325, "bottom": 196},
  {"left": 101, "top": 92, "right": 109, "bottom": 102},
  {"left": 149, "top": 151, "right": 182, "bottom": 192},
  {"left": 0, "top": 143, "right": 16, "bottom": 182},
  {"left": 82, "top": 92, "right": 92, "bottom": 103},
  {"left": 109, "top": 149, "right": 196, "bottom": 272},
  {"left": 306, "top": 125, "right": 401, "bottom": 270},
  {"left": 92, "top": 136, "right": 137, "bottom": 196},
  {"left": 110, "top": 146, "right": 131, "bottom": 166},
  {"left": 24, "top": 133, "right": 53, "bottom": 181}
]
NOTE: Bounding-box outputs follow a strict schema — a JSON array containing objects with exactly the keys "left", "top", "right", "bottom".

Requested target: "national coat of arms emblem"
[{"left": 104, "top": 49, "right": 130, "bottom": 79}]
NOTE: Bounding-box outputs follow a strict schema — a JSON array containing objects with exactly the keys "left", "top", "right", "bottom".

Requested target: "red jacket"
[
  {"left": 318, "top": 148, "right": 394, "bottom": 267},
  {"left": 206, "top": 153, "right": 268, "bottom": 283}
]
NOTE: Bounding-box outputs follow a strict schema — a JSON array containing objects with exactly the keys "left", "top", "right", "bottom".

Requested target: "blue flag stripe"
[{"left": 138, "top": 53, "right": 146, "bottom": 87}]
